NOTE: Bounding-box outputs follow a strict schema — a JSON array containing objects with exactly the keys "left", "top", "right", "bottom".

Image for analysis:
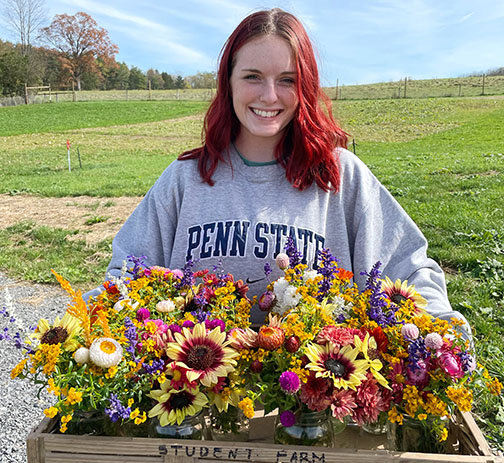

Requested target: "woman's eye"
[
  {"left": 280, "top": 77, "right": 295, "bottom": 85},
  {"left": 244, "top": 74, "right": 260, "bottom": 80}
]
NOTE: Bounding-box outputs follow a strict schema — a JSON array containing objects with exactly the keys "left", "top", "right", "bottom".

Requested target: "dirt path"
[{"left": 0, "top": 194, "right": 142, "bottom": 244}]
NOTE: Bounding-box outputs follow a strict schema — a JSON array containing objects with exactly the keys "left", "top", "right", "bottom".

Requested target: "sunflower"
[
  {"left": 31, "top": 312, "right": 81, "bottom": 352},
  {"left": 305, "top": 342, "right": 368, "bottom": 390},
  {"left": 381, "top": 277, "right": 427, "bottom": 313},
  {"left": 148, "top": 384, "right": 208, "bottom": 425},
  {"left": 165, "top": 323, "right": 238, "bottom": 387}
]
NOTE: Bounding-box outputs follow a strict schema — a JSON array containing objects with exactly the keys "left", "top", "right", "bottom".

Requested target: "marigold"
[
  {"left": 65, "top": 387, "right": 83, "bottom": 405},
  {"left": 238, "top": 397, "right": 255, "bottom": 419},
  {"left": 486, "top": 378, "right": 503, "bottom": 396},
  {"left": 388, "top": 406, "right": 403, "bottom": 425},
  {"left": 43, "top": 406, "right": 58, "bottom": 418},
  {"left": 10, "top": 358, "right": 28, "bottom": 379}
]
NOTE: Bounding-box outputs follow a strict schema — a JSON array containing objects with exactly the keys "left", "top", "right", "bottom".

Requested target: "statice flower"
[
  {"left": 105, "top": 394, "right": 131, "bottom": 423},
  {"left": 143, "top": 358, "right": 165, "bottom": 375}
]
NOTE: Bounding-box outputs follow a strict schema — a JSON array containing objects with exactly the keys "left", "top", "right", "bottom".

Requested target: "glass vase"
[
  {"left": 209, "top": 405, "right": 250, "bottom": 441},
  {"left": 148, "top": 411, "right": 206, "bottom": 439},
  {"left": 387, "top": 415, "right": 447, "bottom": 453},
  {"left": 362, "top": 411, "right": 388, "bottom": 435},
  {"left": 331, "top": 415, "right": 349, "bottom": 436},
  {"left": 64, "top": 410, "right": 106, "bottom": 436},
  {"left": 274, "top": 409, "right": 333, "bottom": 447}
]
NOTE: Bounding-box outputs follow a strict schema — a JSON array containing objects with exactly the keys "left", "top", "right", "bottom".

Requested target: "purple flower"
[
  {"left": 264, "top": 262, "right": 273, "bottom": 276},
  {"left": 284, "top": 237, "right": 303, "bottom": 268},
  {"left": 460, "top": 352, "right": 476, "bottom": 373},
  {"left": 123, "top": 317, "right": 138, "bottom": 357},
  {"left": 279, "top": 371, "right": 301, "bottom": 394},
  {"left": 168, "top": 324, "right": 182, "bottom": 334},
  {"left": 206, "top": 319, "right": 226, "bottom": 332},
  {"left": 127, "top": 255, "right": 147, "bottom": 279},
  {"left": 279, "top": 410, "right": 296, "bottom": 427},
  {"left": 105, "top": 394, "right": 131, "bottom": 423},
  {"left": 136, "top": 308, "right": 151, "bottom": 322},
  {"left": 176, "top": 260, "right": 196, "bottom": 289},
  {"left": 182, "top": 320, "right": 195, "bottom": 328},
  {"left": 143, "top": 358, "right": 165, "bottom": 374},
  {"left": 316, "top": 248, "right": 340, "bottom": 300}
]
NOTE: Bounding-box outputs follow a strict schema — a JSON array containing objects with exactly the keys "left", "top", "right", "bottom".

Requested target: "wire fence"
[{"left": 2, "top": 76, "right": 504, "bottom": 107}]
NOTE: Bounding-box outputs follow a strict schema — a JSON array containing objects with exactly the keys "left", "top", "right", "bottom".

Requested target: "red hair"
[{"left": 179, "top": 8, "right": 347, "bottom": 192}]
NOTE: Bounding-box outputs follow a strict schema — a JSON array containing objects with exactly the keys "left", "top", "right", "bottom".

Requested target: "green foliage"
[
  {"left": 128, "top": 66, "right": 146, "bottom": 90},
  {"left": 0, "top": 50, "right": 28, "bottom": 96},
  {"left": 0, "top": 221, "right": 110, "bottom": 287}
]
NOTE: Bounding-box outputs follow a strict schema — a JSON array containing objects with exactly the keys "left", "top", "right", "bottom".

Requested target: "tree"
[
  {"left": 186, "top": 71, "right": 216, "bottom": 89},
  {"left": 128, "top": 66, "right": 146, "bottom": 89},
  {"left": 41, "top": 11, "right": 118, "bottom": 90},
  {"left": 161, "top": 71, "right": 174, "bottom": 89},
  {"left": 106, "top": 61, "right": 129, "bottom": 90},
  {"left": 2, "top": 0, "right": 47, "bottom": 55},
  {"left": 146, "top": 68, "right": 163, "bottom": 90},
  {"left": 174, "top": 74, "right": 185, "bottom": 89},
  {"left": 0, "top": 48, "right": 28, "bottom": 95}
]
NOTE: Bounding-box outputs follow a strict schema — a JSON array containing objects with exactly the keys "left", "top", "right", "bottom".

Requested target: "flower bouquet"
[
  {"left": 5, "top": 256, "right": 253, "bottom": 438},
  {"left": 231, "top": 238, "right": 502, "bottom": 449}
]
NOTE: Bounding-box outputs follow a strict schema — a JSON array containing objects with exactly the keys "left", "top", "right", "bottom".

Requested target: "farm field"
[{"left": 1, "top": 96, "right": 504, "bottom": 449}]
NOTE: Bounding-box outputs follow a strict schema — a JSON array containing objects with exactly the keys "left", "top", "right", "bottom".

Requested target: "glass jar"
[
  {"left": 331, "top": 415, "right": 349, "bottom": 436},
  {"left": 274, "top": 409, "right": 333, "bottom": 447},
  {"left": 209, "top": 405, "right": 250, "bottom": 441},
  {"left": 387, "top": 415, "right": 448, "bottom": 453},
  {"left": 148, "top": 411, "right": 206, "bottom": 439},
  {"left": 64, "top": 410, "right": 106, "bottom": 436},
  {"left": 362, "top": 411, "right": 388, "bottom": 435}
]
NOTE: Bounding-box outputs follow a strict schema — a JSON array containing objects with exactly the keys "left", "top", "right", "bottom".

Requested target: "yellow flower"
[
  {"left": 238, "top": 397, "right": 255, "bottom": 419},
  {"left": 388, "top": 406, "right": 403, "bottom": 425},
  {"left": 44, "top": 407, "right": 58, "bottom": 418},
  {"left": 439, "top": 427, "right": 449, "bottom": 442},
  {"left": 486, "top": 378, "right": 503, "bottom": 395},
  {"left": 32, "top": 312, "right": 82, "bottom": 352},
  {"left": 47, "top": 378, "right": 60, "bottom": 396},
  {"left": 105, "top": 366, "right": 118, "bottom": 378},
  {"left": 446, "top": 386, "right": 473, "bottom": 413},
  {"left": 65, "top": 387, "right": 83, "bottom": 405},
  {"left": 130, "top": 408, "right": 140, "bottom": 419},
  {"left": 134, "top": 411, "right": 147, "bottom": 425},
  {"left": 10, "top": 358, "right": 28, "bottom": 379}
]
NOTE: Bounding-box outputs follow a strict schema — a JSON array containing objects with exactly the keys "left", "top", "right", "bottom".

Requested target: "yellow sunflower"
[
  {"left": 305, "top": 342, "right": 368, "bottom": 390},
  {"left": 148, "top": 384, "right": 208, "bottom": 425},
  {"left": 166, "top": 323, "right": 238, "bottom": 387},
  {"left": 381, "top": 277, "right": 427, "bottom": 313},
  {"left": 31, "top": 312, "right": 81, "bottom": 351}
]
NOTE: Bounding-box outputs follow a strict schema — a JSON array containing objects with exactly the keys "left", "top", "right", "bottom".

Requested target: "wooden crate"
[{"left": 27, "top": 410, "right": 503, "bottom": 463}]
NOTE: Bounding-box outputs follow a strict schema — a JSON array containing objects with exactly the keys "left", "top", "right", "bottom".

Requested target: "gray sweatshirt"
[{"left": 86, "top": 146, "right": 469, "bottom": 334}]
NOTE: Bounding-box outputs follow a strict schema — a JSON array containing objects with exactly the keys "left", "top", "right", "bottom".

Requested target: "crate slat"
[{"left": 27, "top": 412, "right": 503, "bottom": 463}]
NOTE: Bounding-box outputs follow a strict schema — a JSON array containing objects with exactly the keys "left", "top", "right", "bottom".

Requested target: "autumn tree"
[{"left": 41, "top": 11, "right": 118, "bottom": 90}]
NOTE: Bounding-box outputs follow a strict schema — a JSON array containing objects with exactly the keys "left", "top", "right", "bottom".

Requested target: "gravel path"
[{"left": 0, "top": 272, "right": 70, "bottom": 463}]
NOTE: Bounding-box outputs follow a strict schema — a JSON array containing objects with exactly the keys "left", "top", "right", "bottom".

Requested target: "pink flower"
[
  {"left": 316, "top": 326, "right": 358, "bottom": 349},
  {"left": 425, "top": 332, "right": 443, "bottom": 350},
  {"left": 406, "top": 359, "right": 430, "bottom": 387},
  {"left": 355, "top": 374, "right": 379, "bottom": 409},
  {"left": 331, "top": 389, "right": 357, "bottom": 421},
  {"left": 275, "top": 253, "right": 290, "bottom": 269},
  {"left": 171, "top": 269, "right": 184, "bottom": 279},
  {"left": 300, "top": 373, "right": 333, "bottom": 412},
  {"left": 401, "top": 323, "right": 419, "bottom": 340},
  {"left": 136, "top": 308, "right": 150, "bottom": 322},
  {"left": 437, "top": 350, "right": 464, "bottom": 378},
  {"left": 279, "top": 371, "right": 301, "bottom": 394}
]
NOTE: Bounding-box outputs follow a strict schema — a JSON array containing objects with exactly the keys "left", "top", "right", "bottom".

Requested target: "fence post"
[
  {"left": 458, "top": 84, "right": 462, "bottom": 97},
  {"left": 148, "top": 80, "right": 152, "bottom": 100},
  {"left": 482, "top": 74, "right": 486, "bottom": 95},
  {"left": 403, "top": 77, "right": 407, "bottom": 98},
  {"left": 24, "top": 83, "right": 29, "bottom": 104}
]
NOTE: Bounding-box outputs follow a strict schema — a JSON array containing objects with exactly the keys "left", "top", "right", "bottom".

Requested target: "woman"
[{"left": 88, "top": 8, "right": 469, "bottom": 335}]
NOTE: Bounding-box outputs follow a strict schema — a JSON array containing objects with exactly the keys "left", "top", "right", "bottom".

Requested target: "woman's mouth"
[{"left": 251, "top": 108, "right": 281, "bottom": 118}]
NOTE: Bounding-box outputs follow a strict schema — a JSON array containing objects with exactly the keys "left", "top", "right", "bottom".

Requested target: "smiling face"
[{"left": 230, "top": 34, "right": 299, "bottom": 158}]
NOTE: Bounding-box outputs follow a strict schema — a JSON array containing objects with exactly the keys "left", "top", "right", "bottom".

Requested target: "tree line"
[{"left": 0, "top": 8, "right": 216, "bottom": 97}]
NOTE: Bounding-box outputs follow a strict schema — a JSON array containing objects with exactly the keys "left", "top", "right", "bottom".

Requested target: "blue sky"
[{"left": 2, "top": 0, "right": 504, "bottom": 85}]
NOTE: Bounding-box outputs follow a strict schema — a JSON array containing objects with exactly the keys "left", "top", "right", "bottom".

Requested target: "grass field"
[{"left": 1, "top": 96, "right": 504, "bottom": 449}]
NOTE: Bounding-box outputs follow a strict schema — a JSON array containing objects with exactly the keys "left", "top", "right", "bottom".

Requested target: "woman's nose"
[{"left": 260, "top": 80, "right": 278, "bottom": 104}]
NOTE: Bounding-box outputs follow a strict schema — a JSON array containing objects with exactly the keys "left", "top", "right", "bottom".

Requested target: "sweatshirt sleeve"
[
  {"left": 344, "top": 153, "right": 472, "bottom": 339},
  {"left": 106, "top": 165, "right": 180, "bottom": 279}
]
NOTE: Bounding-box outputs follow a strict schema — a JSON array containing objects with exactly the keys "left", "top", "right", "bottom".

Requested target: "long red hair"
[{"left": 179, "top": 8, "right": 347, "bottom": 192}]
